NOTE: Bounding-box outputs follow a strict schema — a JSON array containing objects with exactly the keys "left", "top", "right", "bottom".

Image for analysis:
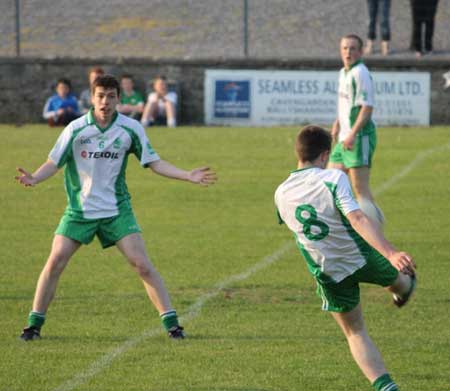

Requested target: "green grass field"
[{"left": 1, "top": 124, "right": 449, "bottom": 391}]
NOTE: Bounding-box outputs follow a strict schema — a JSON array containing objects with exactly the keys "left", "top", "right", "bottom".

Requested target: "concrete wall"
[{"left": 1, "top": 57, "right": 449, "bottom": 125}]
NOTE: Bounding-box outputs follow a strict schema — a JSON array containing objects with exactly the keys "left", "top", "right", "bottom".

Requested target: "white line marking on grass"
[
  {"left": 53, "top": 242, "right": 293, "bottom": 391},
  {"left": 54, "top": 140, "right": 450, "bottom": 391},
  {"left": 373, "top": 141, "right": 450, "bottom": 197}
]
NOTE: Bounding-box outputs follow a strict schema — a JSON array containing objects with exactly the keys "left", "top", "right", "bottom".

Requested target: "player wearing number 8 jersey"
[{"left": 275, "top": 125, "right": 416, "bottom": 391}]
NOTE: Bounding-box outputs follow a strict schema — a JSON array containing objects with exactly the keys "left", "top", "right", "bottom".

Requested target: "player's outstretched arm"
[
  {"left": 347, "top": 209, "right": 416, "bottom": 275},
  {"left": 15, "top": 160, "right": 59, "bottom": 187},
  {"left": 149, "top": 159, "right": 217, "bottom": 186}
]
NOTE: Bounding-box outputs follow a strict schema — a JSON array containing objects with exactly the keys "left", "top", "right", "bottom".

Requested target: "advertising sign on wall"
[{"left": 205, "top": 70, "right": 430, "bottom": 126}]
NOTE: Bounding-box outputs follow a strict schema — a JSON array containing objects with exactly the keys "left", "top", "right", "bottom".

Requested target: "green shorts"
[
  {"left": 330, "top": 131, "right": 377, "bottom": 168},
  {"left": 316, "top": 248, "right": 398, "bottom": 312},
  {"left": 55, "top": 209, "right": 142, "bottom": 249}
]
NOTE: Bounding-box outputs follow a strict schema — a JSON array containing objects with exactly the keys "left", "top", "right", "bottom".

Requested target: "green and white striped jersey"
[
  {"left": 275, "top": 167, "right": 366, "bottom": 284},
  {"left": 337, "top": 60, "right": 375, "bottom": 142},
  {"left": 49, "top": 110, "right": 160, "bottom": 219}
]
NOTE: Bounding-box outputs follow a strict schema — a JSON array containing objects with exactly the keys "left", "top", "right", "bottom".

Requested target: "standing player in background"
[
  {"left": 275, "top": 125, "right": 416, "bottom": 391},
  {"left": 329, "top": 34, "right": 384, "bottom": 227},
  {"left": 16, "top": 75, "right": 216, "bottom": 341}
]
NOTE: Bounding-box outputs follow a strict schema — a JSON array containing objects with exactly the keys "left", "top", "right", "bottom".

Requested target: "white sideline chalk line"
[
  {"left": 54, "top": 140, "right": 450, "bottom": 391},
  {"left": 53, "top": 242, "right": 293, "bottom": 391},
  {"left": 373, "top": 141, "right": 450, "bottom": 197}
]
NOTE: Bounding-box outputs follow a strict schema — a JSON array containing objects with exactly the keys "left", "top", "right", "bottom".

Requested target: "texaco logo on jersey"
[{"left": 81, "top": 150, "right": 119, "bottom": 159}]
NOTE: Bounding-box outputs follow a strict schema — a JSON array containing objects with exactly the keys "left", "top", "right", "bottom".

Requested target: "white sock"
[{"left": 167, "top": 118, "right": 176, "bottom": 127}]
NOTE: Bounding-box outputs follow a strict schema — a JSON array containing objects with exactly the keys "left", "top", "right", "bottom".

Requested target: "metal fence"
[{"left": 1, "top": 0, "right": 449, "bottom": 59}]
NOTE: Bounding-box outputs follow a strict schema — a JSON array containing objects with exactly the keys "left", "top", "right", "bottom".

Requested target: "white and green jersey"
[
  {"left": 275, "top": 167, "right": 367, "bottom": 284},
  {"left": 49, "top": 110, "right": 160, "bottom": 219},
  {"left": 337, "top": 60, "right": 375, "bottom": 142}
]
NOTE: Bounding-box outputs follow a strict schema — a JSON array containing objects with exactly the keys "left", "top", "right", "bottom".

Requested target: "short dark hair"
[
  {"left": 56, "top": 78, "right": 72, "bottom": 90},
  {"left": 341, "top": 34, "right": 364, "bottom": 50},
  {"left": 91, "top": 74, "right": 120, "bottom": 96},
  {"left": 295, "top": 125, "right": 332, "bottom": 162}
]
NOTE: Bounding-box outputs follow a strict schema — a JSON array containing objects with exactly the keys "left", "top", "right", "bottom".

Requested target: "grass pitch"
[{"left": 1, "top": 124, "right": 449, "bottom": 390}]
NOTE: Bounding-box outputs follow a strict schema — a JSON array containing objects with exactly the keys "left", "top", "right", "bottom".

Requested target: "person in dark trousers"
[
  {"left": 410, "top": 0, "right": 440, "bottom": 57},
  {"left": 365, "top": 0, "right": 391, "bottom": 56}
]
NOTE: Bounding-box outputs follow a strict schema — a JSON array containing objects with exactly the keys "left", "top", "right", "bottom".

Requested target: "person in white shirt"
[
  {"left": 141, "top": 75, "right": 177, "bottom": 128},
  {"left": 329, "top": 34, "right": 384, "bottom": 228},
  {"left": 275, "top": 125, "right": 416, "bottom": 391},
  {"left": 16, "top": 75, "right": 216, "bottom": 341}
]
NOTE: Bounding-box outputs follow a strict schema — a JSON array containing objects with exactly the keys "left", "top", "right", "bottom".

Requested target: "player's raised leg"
[
  {"left": 331, "top": 304, "right": 399, "bottom": 390},
  {"left": 21, "top": 235, "right": 81, "bottom": 341},
  {"left": 387, "top": 272, "right": 417, "bottom": 308},
  {"left": 116, "top": 233, "right": 184, "bottom": 338}
]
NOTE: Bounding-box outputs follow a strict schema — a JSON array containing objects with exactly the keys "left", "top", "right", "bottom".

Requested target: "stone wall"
[{"left": 1, "top": 57, "right": 449, "bottom": 125}]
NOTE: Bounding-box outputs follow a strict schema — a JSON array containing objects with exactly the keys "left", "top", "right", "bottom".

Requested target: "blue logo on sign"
[{"left": 214, "top": 80, "right": 251, "bottom": 118}]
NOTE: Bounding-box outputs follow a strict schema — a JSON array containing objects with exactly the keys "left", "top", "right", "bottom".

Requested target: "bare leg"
[
  {"left": 116, "top": 233, "right": 173, "bottom": 314},
  {"left": 141, "top": 101, "right": 152, "bottom": 125},
  {"left": 348, "top": 166, "right": 373, "bottom": 201},
  {"left": 381, "top": 40, "right": 390, "bottom": 55},
  {"left": 141, "top": 101, "right": 160, "bottom": 125},
  {"left": 327, "top": 161, "right": 348, "bottom": 174},
  {"left": 32, "top": 235, "right": 81, "bottom": 313},
  {"left": 331, "top": 304, "right": 387, "bottom": 383},
  {"left": 349, "top": 166, "right": 384, "bottom": 225},
  {"left": 149, "top": 102, "right": 161, "bottom": 123},
  {"left": 164, "top": 101, "right": 177, "bottom": 127},
  {"left": 365, "top": 39, "right": 374, "bottom": 55}
]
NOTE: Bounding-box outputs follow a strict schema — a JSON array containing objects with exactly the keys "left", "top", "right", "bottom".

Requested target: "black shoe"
[
  {"left": 393, "top": 274, "right": 417, "bottom": 308},
  {"left": 20, "top": 326, "right": 41, "bottom": 341},
  {"left": 168, "top": 325, "right": 185, "bottom": 339}
]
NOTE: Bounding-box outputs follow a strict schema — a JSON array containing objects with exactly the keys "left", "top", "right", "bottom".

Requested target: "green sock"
[
  {"left": 28, "top": 311, "right": 45, "bottom": 329},
  {"left": 160, "top": 310, "right": 179, "bottom": 331},
  {"left": 372, "top": 373, "right": 398, "bottom": 391}
]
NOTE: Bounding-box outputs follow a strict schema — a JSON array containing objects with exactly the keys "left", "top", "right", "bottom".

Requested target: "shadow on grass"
[{"left": 14, "top": 334, "right": 132, "bottom": 343}]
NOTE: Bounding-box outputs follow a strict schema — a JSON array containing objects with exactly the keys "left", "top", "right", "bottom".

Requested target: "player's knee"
[
  {"left": 129, "top": 257, "right": 155, "bottom": 278},
  {"left": 335, "top": 311, "right": 366, "bottom": 337},
  {"left": 342, "top": 322, "right": 366, "bottom": 339},
  {"left": 137, "top": 264, "right": 155, "bottom": 280},
  {"left": 46, "top": 252, "right": 69, "bottom": 275}
]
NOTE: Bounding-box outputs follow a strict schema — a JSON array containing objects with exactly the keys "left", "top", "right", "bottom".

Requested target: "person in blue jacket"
[{"left": 43, "top": 78, "right": 80, "bottom": 126}]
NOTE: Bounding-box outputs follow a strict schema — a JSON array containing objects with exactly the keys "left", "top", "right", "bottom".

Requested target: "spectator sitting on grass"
[
  {"left": 43, "top": 78, "right": 80, "bottom": 127},
  {"left": 141, "top": 75, "right": 177, "bottom": 128},
  {"left": 116, "top": 74, "right": 145, "bottom": 120}
]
